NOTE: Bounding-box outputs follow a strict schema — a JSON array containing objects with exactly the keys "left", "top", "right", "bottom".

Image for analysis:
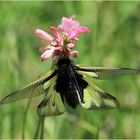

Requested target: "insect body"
[{"left": 56, "top": 58, "right": 88, "bottom": 108}]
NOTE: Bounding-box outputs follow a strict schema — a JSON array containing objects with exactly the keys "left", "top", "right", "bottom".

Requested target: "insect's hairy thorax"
[
  {"left": 56, "top": 58, "right": 72, "bottom": 76},
  {"left": 55, "top": 58, "right": 88, "bottom": 108}
]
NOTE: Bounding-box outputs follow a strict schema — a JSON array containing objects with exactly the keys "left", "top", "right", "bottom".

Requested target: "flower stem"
[
  {"left": 34, "top": 116, "right": 45, "bottom": 139},
  {"left": 40, "top": 117, "right": 45, "bottom": 139},
  {"left": 34, "top": 117, "right": 41, "bottom": 139},
  {"left": 22, "top": 97, "right": 32, "bottom": 139}
]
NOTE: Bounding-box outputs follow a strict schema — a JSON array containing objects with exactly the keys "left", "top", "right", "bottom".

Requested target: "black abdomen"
[{"left": 55, "top": 59, "right": 88, "bottom": 108}]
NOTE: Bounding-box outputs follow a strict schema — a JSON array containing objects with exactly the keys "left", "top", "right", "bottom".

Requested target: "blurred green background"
[{"left": 0, "top": 1, "right": 140, "bottom": 139}]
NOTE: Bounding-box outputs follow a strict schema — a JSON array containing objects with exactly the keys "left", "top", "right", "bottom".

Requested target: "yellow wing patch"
[{"left": 37, "top": 82, "right": 65, "bottom": 117}]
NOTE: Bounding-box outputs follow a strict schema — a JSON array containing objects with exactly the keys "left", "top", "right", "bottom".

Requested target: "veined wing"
[
  {"left": 80, "top": 73, "right": 119, "bottom": 109},
  {"left": 37, "top": 82, "right": 65, "bottom": 117},
  {"left": 75, "top": 66, "right": 140, "bottom": 80},
  {"left": 0, "top": 70, "right": 56, "bottom": 104}
]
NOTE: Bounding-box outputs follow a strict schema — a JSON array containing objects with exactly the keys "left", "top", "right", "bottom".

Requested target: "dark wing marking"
[
  {"left": 0, "top": 71, "right": 56, "bottom": 104},
  {"left": 68, "top": 65, "right": 83, "bottom": 104},
  {"left": 37, "top": 82, "right": 65, "bottom": 117},
  {"left": 80, "top": 74, "right": 119, "bottom": 109},
  {"left": 75, "top": 66, "right": 140, "bottom": 80}
]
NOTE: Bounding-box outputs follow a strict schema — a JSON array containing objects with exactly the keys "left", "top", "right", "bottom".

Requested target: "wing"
[
  {"left": 80, "top": 74, "right": 119, "bottom": 110},
  {"left": 75, "top": 66, "right": 140, "bottom": 80},
  {"left": 37, "top": 82, "right": 65, "bottom": 117},
  {"left": 0, "top": 70, "right": 56, "bottom": 104}
]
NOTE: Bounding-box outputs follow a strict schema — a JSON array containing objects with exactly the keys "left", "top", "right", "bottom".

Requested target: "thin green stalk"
[
  {"left": 10, "top": 108, "right": 16, "bottom": 138},
  {"left": 22, "top": 97, "right": 32, "bottom": 139},
  {"left": 34, "top": 89, "right": 49, "bottom": 139},
  {"left": 34, "top": 117, "right": 45, "bottom": 139},
  {"left": 34, "top": 117, "right": 41, "bottom": 139},
  {"left": 40, "top": 117, "right": 45, "bottom": 139}
]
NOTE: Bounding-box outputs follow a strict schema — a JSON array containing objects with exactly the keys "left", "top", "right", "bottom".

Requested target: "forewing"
[
  {"left": 0, "top": 70, "right": 56, "bottom": 104},
  {"left": 75, "top": 66, "right": 140, "bottom": 80},
  {"left": 37, "top": 83, "right": 65, "bottom": 117},
  {"left": 80, "top": 74, "right": 119, "bottom": 110}
]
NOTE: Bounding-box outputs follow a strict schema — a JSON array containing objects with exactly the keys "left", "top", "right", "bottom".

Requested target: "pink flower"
[
  {"left": 58, "top": 17, "right": 90, "bottom": 40},
  {"left": 35, "top": 29, "right": 53, "bottom": 42},
  {"left": 35, "top": 16, "right": 90, "bottom": 61},
  {"left": 70, "top": 51, "right": 79, "bottom": 58},
  {"left": 41, "top": 47, "right": 55, "bottom": 61}
]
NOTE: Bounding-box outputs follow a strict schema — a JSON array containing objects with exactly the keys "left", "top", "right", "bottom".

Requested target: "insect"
[
  {"left": 0, "top": 58, "right": 140, "bottom": 116},
  {"left": 0, "top": 16, "right": 140, "bottom": 117}
]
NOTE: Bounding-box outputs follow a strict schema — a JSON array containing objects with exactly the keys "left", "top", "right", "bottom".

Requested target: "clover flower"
[{"left": 35, "top": 16, "right": 90, "bottom": 61}]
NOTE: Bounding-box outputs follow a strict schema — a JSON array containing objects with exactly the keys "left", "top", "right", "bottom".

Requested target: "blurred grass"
[{"left": 0, "top": 1, "right": 140, "bottom": 139}]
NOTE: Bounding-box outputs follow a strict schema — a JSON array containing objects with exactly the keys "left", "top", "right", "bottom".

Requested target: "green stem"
[
  {"left": 34, "top": 117, "right": 41, "bottom": 139},
  {"left": 40, "top": 117, "right": 45, "bottom": 139},
  {"left": 22, "top": 97, "right": 32, "bottom": 139},
  {"left": 33, "top": 117, "right": 45, "bottom": 139}
]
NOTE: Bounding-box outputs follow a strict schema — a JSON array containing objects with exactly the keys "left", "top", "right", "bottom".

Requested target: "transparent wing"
[
  {"left": 80, "top": 74, "right": 119, "bottom": 110},
  {"left": 0, "top": 70, "right": 56, "bottom": 104},
  {"left": 37, "top": 82, "right": 65, "bottom": 117},
  {"left": 75, "top": 66, "right": 140, "bottom": 80}
]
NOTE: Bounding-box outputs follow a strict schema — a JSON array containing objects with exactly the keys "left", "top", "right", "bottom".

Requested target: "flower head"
[{"left": 35, "top": 16, "right": 90, "bottom": 61}]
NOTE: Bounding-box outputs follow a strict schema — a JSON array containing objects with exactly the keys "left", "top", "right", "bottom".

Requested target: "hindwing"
[
  {"left": 76, "top": 71, "right": 120, "bottom": 110},
  {"left": 37, "top": 82, "right": 65, "bottom": 117}
]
